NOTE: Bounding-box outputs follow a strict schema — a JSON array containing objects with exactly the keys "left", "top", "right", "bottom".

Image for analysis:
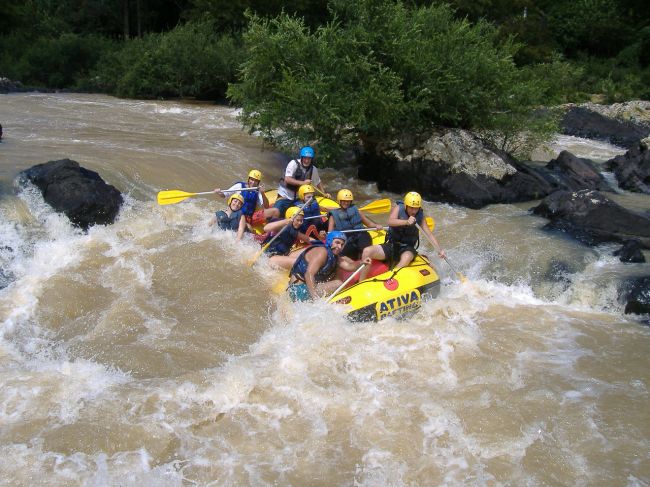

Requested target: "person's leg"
[
  {"left": 273, "top": 199, "right": 294, "bottom": 218},
  {"left": 263, "top": 207, "right": 280, "bottom": 220},
  {"left": 394, "top": 250, "right": 415, "bottom": 271},
  {"left": 316, "top": 279, "right": 343, "bottom": 296},
  {"left": 359, "top": 244, "right": 387, "bottom": 281}
]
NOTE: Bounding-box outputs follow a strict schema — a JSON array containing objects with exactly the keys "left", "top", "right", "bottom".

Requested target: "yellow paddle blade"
[
  {"left": 157, "top": 190, "right": 198, "bottom": 205},
  {"left": 359, "top": 198, "right": 391, "bottom": 214},
  {"left": 426, "top": 216, "right": 435, "bottom": 231}
]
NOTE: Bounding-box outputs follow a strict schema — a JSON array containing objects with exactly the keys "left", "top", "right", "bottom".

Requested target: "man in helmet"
[
  {"left": 328, "top": 188, "right": 384, "bottom": 259},
  {"left": 209, "top": 193, "right": 248, "bottom": 241},
  {"left": 261, "top": 205, "right": 315, "bottom": 269},
  {"left": 288, "top": 231, "right": 370, "bottom": 301},
  {"left": 274, "top": 146, "right": 330, "bottom": 218},
  {"left": 359, "top": 191, "right": 444, "bottom": 281},
  {"left": 213, "top": 169, "right": 279, "bottom": 229}
]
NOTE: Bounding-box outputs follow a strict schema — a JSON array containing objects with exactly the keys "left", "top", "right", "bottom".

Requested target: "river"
[{"left": 0, "top": 93, "right": 648, "bottom": 486}]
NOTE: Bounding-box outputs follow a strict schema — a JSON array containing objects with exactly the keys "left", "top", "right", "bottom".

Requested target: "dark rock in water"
[
  {"left": 605, "top": 139, "right": 650, "bottom": 194},
  {"left": 543, "top": 259, "right": 576, "bottom": 284},
  {"left": 561, "top": 105, "right": 650, "bottom": 149},
  {"left": 619, "top": 277, "right": 650, "bottom": 318},
  {"left": 19, "top": 159, "right": 123, "bottom": 230},
  {"left": 532, "top": 190, "right": 650, "bottom": 248},
  {"left": 0, "top": 77, "right": 24, "bottom": 93},
  {"left": 545, "top": 151, "right": 611, "bottom": 191},
  {"left": 614, "top": 240, "right": 646, "bottom": 263}
]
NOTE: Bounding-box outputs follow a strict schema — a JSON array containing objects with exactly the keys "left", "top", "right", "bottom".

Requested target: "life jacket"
[
  {"left": 237, "top": 182, "right": 259, "bottom": 216},
  {"left": 386, "top": 201, "right": 423, "bottom": 248},
  {"left": 290, "top": 242, "right": 338, "bottom": 283},
  {"left": 264, "top": 221, "right": 300, "bottom": 256},
  {"left": 281, "top": 159, "right": 315, "bottom": 195},
  {"left": 300, "top": 200, "right": 322, "bottom": 233},
  {"left": 331, "top": 205, "right": 363, "bottom": 231},
  {"left": 216, "top": 209, "right": 243, "bottom": 231}
]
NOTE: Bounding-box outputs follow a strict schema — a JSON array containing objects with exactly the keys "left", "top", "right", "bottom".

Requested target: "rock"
[
  {"left": 532, "top": 190, "right": 650, "bottom": 248},
  {"left": 0, "top": 77, "right": 24, "bottom": 93},
  {"left": 545, "top": 150, "right": 611, "bottom": 191},
  {"left": 19, "top": 159, "right": 123, "bottom": 230},
  {"left": 605, "top": 141, "right": 650, "bottom": 194},
  {"left": 358, "top": 129, "right": 615, "bottom": 209},
  {"left": 619, "top": 277, "right": 650, "bottom": 318},
  {"left": 614, "top": 240, "right": 646, "bottom": 263},
  {"left": 560, "top": 101, "right": 650, "bottom": 149},
  {"left": 359, "top": 128, "right": 557, "bottom": 209}
]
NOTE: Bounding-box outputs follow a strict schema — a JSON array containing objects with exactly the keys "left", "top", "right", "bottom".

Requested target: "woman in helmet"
[
  {"left": 274, "top": 146, "right": 330, "bottom": 217},
  {"left": 288, "top": 230, "right": 369, "bottom": 301},
  {"left": 209, "top": 193, "right": 248, "bottom": 241},
  {"left": 295, "top": 184, "right": 328, "bottom": 239},
  {"left": 213, "top": 169, "right": 279, "bottom": 229},
  {"left": 261, "top": 205, "right": 315, "bottom": 269},
  {"left": 328, "top": 189, "right": 384, "bottom": 259},
  {"left": 359, "top": 191, "right": 444, "bottom": 281}
]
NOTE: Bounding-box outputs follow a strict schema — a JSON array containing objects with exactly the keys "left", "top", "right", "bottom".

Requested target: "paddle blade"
[
  {"left": 359, "top": 198, "right": 391, "bottom": 214},
  {"left": 157, "top": 190, "right": 197, "bottom": 205},
  {"left": 426, "top": 216, "right": 435, "bottom": 231}
]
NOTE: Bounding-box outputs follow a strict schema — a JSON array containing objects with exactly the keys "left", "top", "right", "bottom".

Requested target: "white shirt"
[
  {"left": 223, "top": 182, "right": 264, "bottom": 207},
  {"left": 277, "top": 159, "right": 321, "bottom": 200}
]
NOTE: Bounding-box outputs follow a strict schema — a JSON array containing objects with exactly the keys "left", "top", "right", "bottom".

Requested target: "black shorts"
[
  {"left": 341, "top": 231, "right": 372, "bottom": 259},
  {"left": 380, "top": 242, "right": 417, "bottom": 266}
]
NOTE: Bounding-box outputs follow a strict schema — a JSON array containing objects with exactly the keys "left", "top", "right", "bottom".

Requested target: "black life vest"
[
  {"left": 386, "top": 201, "right": 423, "bottom": 248},
  {"left": 216, "top": 209, "right": 243, "bottom": 231},
  {"left": 331, "top": 205, "right": 363, "bottom": 231},
  {"left": 264, "top": 222, "right": 300, "bottom": 256},
  {"left": 282, "top": 159, "right": 315, "bottom": 194},
  {"left": 290, "top": 242, "right": 338, "bottom": 283}
]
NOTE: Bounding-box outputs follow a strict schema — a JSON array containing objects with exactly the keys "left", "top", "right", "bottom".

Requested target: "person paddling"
[
  {"left": 209, "top": 193, "right": 247, "bottom": 241},
  {"left": 295, "top": 184, "right": 328, "bottom": 239},
  {"left": 274, "top": 146, "right": 330, "bottom": 217},
  {"left": 261, "top": 206, "right": 314, "bottom": 269},
  {"left": 328, "top": 189, "right": 383, "bottom": 259},
  {"left": 359, "top": 191, "right": 444, "bottom": 281},
  {"left": 213, "top": 169, "right": 279, "bottom": 229},
  {"left": 288, "top": 231, "right": 369, "bottom": 301}
]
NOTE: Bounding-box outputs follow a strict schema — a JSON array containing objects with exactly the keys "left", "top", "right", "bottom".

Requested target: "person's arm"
[
  {"left": 360, "top": 212, "right": 384, "bottom": 231},
  {"left": 420, "top": 215, "right": 446, "bottom": 258},
  {"left": 214, "top": 182, "right": 242, "bottom": 198},
  {"left": 304, "top": 249, "right": 327, "bottom": 298},
  {"left": 327, "top": 213, "right": 335, "bottom": 232},
  {"left": 388, "top": 206, "right": 413, "bottom": 227},
  {"left": 236, "top": 215, "right": 247, "bottom": 241},
  {"left": 263, "top": 218, "right": 290, "bottom": 233},
  {"left": 282, "top": 160, "right": 306, "bottom": 187},
  {"left": 296, "top": 231, "right": 312, "bottom": 244},
  {"left": 259, "top": 183, "right": 270, "bottom": 208}
]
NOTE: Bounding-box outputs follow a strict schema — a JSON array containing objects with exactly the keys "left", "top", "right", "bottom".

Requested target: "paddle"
[
  {"left": 157, "top": 187, "right": 257, "bottom": 206},
  {"left": 415, "top": 223, "right": 466, "bottom": 283},
  {"left": 247, "top": 197, "right": 312, "bottom": 266},
  {"left": 327, "top": 263, "right": 367, "bottom": 302},
  {"left": 318, "top": 198, "right": 391, "bottom": 214},
  {"left": 339, "top": 217, "right": 433, "bottom": 234}
]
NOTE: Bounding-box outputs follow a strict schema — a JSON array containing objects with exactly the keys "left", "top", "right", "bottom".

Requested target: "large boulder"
[
  {"left": 0, "top": 77, "right": 24, "bottom": 93},
  {"left": 619, "top": 277, "right": 650, "bottom": 319},
  {"left": 531, "top": 189, "right": 650, "bottom": 248},
  {"left": 560, "top": 101, "right": 650, "bottom": 149},
  {"left": 358, "top": 129, "right": 611, "bottom": 209},
  {"left": 605, "top": 138, "right": 650, "bottom": 194},
  {"left": 19, "top": 159, "right": 123, "bottom": 230}
]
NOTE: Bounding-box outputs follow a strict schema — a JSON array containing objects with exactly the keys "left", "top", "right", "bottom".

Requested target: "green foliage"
[
  {"left": 228, "top": 0, "right": 570, "bottom": 164},
  {"left": 90, "top": 20, "right": 243, "bottom": 99}
]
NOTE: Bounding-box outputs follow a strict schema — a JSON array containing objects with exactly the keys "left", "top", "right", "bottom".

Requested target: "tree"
[{"left": 228, "top": 0, "right": 564, "bottom": 163}]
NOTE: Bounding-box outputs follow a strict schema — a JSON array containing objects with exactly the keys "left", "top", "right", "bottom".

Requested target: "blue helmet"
[
  {"left": 299, "top": 146, "right": 315, "bottom": 159},
  {"left": 325, "top": 230, "right": 347, "bottom": 248}
]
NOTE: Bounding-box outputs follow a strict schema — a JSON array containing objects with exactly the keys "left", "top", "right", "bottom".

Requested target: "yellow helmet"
[
  {"left": 404, "top": 191, "right": 422, "bottom": 208},
  {"left": 248, "top": 169, "right": 263, "bottom": 181},
  {"left": 285, "top": 206, "right": 302, "bottom": 219},
  {"left": 298, "top": 184, "right": 316, "bottom": 200},
  {"left": 228, "top": 193, "right": 245, "bottom": 206},
  {"left": 337, "top": 189, "right": 354, "bottom": 202}
]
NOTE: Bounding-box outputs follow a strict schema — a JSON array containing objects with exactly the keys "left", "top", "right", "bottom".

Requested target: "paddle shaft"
[
  {"left": 248, "top": 197, "right": 312, "bottom": 266},
  {"left": 341, "top": 227, "right": 388, "bottom": 233},
  {"left": 415, "top": 223, "right": 466, "bottom": 282},
  {"left": 327, "top": 263, "right": 367, "bottom": 302}
]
